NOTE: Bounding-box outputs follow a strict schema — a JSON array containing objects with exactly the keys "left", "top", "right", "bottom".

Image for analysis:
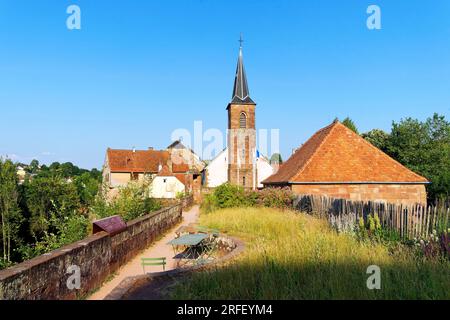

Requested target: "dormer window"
[{"left": 240, "top": 112, "right": 247, "bottom": 129}]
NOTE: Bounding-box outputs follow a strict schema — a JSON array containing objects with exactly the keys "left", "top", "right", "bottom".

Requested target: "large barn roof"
[{"left": 263, "top": 121, "right": 429, "bottom": 185}]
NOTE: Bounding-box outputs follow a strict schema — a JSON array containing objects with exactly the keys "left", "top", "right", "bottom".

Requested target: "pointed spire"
[{"left": 231, "top": 34, "right": 254, "bottom": 104}]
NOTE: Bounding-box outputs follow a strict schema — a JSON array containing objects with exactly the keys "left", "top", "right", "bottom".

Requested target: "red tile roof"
[
  {"left": 172, "top": 163, "right": 190, "bottom": 173},
  {"left": 263, "top": 121, "right": 429, "bottom": 184},
  {"left": 107, "top": 149, "right": 169, "bottom": 173},
  {"left": 174, "top": 173, "right": 187, "bottom": 186},
  {"left": 157, "top": 165, "right": 173, "bottom": 177}
]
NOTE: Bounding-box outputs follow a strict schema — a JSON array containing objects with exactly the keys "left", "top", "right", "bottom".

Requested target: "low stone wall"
[
  {"left": 154, "top": 195, "right": 193, "bottom": 209},
  {"left": 0, "top": 204, "right": 182, "bottom": 300}
]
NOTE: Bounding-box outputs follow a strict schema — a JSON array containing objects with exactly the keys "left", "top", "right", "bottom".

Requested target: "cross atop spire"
[{"left": 231, "top": 34, "right": 255, "bottom": 104}]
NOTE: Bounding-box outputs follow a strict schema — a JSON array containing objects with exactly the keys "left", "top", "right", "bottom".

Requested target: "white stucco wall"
[
  {"left": 256, "top": 157, "right": 274, "bottom": 188},
  {"left": 205, "top": 148, "right": 274, "bottom": 189},
  {"left": 150, "top": 176, "right": 185, "bottom": 198},
  {"left": 205, "top": 149, "right": 228, "bottom": 188}
]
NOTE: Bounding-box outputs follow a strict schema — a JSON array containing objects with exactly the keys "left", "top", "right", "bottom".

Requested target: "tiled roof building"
[{"left": 263, "top": 121, "right": 429, "bottom": 205}]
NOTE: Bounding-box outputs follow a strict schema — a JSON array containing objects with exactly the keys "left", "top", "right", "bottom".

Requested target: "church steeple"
[
  {"left": 231, "top": 35, "right": 255, "bottom": 104},
  {"left": 227, "top": 35, "right": 257, "bottom": 189}
]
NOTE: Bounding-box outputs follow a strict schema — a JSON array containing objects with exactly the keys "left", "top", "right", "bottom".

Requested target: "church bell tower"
[{"left": 227, "top": 36, "right": 257, "bottom": 189}]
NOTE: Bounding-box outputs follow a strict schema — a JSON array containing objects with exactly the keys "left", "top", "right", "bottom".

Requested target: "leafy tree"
[
  {"left": 91, "top": 180, "right": 160, "bottom": 222},
  {"left": 386, "top": 113, "right": 450, "bottom": 201},
  {"left": 48, "top": 162, "right": 60, "bottom": 172},
  {"left": 90, "top": 168, "right": 102, "bottom": 181},
  {"left": 270, "top": 153, "right": 283, "bottom": 164},
  {"left": 28, "top": 159, "right": 40, "bottom": 174},
  {"left": 24, "top": 175, "right": 81, "bottom": 239},
  {"left": 341, "top": 117, "right": 359, "bottom": 134},
  {"left": 74, "top": 172, "right": 100, "bottom": 208},
  {"left": 361, "top": 129, "right": 390, "bottom": 152},
  {"left": 0, "top": 159, "right": 24, "bottom": 264},
  {"left": 17, "top": 212, "right": 89, "bottom": 260}
]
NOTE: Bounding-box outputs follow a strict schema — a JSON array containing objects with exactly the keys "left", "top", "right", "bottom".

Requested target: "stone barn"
[{"left": 262, "top": 120, "right": 429, "bottom": 205}]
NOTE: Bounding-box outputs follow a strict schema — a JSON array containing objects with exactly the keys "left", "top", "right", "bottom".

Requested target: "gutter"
[{"left": 263, "top": 181, "right": 431, "bottom": 185}]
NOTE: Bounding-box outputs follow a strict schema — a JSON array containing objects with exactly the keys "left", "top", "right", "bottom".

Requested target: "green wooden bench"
[{"left": 141, "top": 257, "right": 166, "bottom": 273}]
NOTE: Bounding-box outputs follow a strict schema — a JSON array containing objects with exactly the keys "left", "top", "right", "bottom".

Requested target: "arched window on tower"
[{"left": 240, "top": 112, "right": 247, "bottom": 129}]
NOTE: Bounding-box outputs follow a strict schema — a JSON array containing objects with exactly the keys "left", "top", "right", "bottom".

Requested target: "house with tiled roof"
[
  {"left": 102, "top": 143, "right": 204, "bottom": 199},
  {"left": 149, "top": 165, "right": 186, "bottom": 198},
  {"left": 262, "top": 120, "right": 429, "bottom": 205}
]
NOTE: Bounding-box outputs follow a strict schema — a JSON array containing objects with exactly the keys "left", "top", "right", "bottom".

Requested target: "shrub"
[
  {"left": 91, "top": 180, "right": 161, "bottom": 222},
  {"left": 201, "top": 184, "right": 295, "bottom": 213},
  {"left": 17, "top": 212, "right": 89, "bottom": 260},
  {"left": 413, "top": 230, "right": 450, "bottom": 260},
  {"left": 355, "top": 213, "right": 384, "bottom": 242},
  {"left": 213, "top": 183, "right": 247, "bottom": 208},
  {"left": 256, "top": 187, "right": 295, "bottom": 209}
]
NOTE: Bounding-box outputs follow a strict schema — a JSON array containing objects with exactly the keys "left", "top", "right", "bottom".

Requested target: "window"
[
  {"left": 242, "top": 176, "right": 246, "bottom": 186},
  {"left": 240, "top": 112, "right": 247, "bottom": 128}
]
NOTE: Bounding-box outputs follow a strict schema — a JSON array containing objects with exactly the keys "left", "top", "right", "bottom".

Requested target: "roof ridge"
[{"left": 291, "top": 121, "right": 338, "bottom": 181}]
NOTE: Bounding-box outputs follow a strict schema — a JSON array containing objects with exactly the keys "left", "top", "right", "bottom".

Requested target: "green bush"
[
  {"left": 17, "top": 212, "right": 89, "bottom": 260},
  {"left": 91, "top": 181, "right": 161, "bottom": 222},
  {"left": 256, "top": 187, "right": 295, "bottom": 209},
  {"left": 201, "top": 184, "right": 295, "bottom": 214},
  {"left": 0, "top": 258, "right": 13, "bottom": 270}
]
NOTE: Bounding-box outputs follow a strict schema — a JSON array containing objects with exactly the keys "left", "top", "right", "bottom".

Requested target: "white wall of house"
[
  {"left": 205, "top": 149, "right": 228, "bottom": 188},
  {"left": 205, "top": 148, "right": 274, "bottom": 189},
  {"left": 150, "top": 176, "right": 185, "bottom": 198},
  {"left": 256, "top": 157, "right": 274, "bottom": 188}
]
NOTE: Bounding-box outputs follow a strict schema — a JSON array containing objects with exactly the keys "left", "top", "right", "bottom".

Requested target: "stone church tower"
[{"left": 227, "top": 40, "right": 257, "bottom": 189}]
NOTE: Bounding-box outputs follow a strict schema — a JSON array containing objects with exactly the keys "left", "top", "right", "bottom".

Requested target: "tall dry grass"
[{"left": 171, "top": 207, "right": 450, "bottom": 299}]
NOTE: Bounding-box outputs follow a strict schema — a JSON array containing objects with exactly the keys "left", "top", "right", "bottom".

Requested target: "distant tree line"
[
  {"left": 0, "top": 159, "right": 161, "bottom": 270},
  {"left": 0, "top": 160, "right": 101, "bottom": 268}
]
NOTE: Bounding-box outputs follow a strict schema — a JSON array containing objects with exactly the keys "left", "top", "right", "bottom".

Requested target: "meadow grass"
[{"left": 171, "top": 207, "right": 450, "bottom": 300}]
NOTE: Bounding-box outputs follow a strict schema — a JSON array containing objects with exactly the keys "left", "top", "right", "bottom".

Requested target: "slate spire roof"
[
  {"left": 231, "top": 38, "right": 255, "bottom": 104},
  {"left": 262, "top": 121, "right": 429, "bottom": 185}
]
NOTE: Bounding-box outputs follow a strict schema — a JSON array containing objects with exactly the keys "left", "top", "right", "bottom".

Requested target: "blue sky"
[{"left": 1, "top": 0, "right": 449, "bottom": 169}]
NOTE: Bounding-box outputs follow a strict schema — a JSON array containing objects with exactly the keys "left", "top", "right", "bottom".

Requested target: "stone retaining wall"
[{"left": 0, "top": 204, "right": 182, "bottom": 300}]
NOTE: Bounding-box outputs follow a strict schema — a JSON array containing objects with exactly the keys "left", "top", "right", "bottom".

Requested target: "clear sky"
[{"left": 1, "top": 0, "right": 449, "bottom": 169}]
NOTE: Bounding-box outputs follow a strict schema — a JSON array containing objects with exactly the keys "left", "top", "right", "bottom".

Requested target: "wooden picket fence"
[{"left": 293, "top": 195, "right": 450, "bottom": 239}]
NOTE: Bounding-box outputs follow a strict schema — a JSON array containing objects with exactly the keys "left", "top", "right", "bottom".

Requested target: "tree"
[
  {"left": 0, "top": 159, "right": 23, "bottom": 264},
  {"left": 270, "top": 153, "right": 283, "bottom": 164},
  {"left": 74, "top": 172, "right": 100, "bottom": 208},
  {"left": 386, "top": 113, "right": 450, "bottom": 201},
  {"left": 361, "top": 129, "right": 390, "bottom": 152},
  {"left": 341, "top": 117, "right": 359, "bottom": 134},
  {"left": 25, "top": 175, "right": 80, "bottom": 239},
  {"left": 28, "top": 159, "right": 40, "bottom": 174}
]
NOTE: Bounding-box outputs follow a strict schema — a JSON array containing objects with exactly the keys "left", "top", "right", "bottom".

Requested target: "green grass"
[{"left": 171, "top": 207, "right": 450, "bottom": 300}]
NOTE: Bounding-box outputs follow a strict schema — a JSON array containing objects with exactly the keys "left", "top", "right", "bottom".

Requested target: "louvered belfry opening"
[{"left": 240, "top": 112, "right": 247, "bottom": 128}]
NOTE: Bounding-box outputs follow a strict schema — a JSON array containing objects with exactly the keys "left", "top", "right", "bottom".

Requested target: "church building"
[{"left": 204, "top": 42, "right": 274, "bottom": 189}]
